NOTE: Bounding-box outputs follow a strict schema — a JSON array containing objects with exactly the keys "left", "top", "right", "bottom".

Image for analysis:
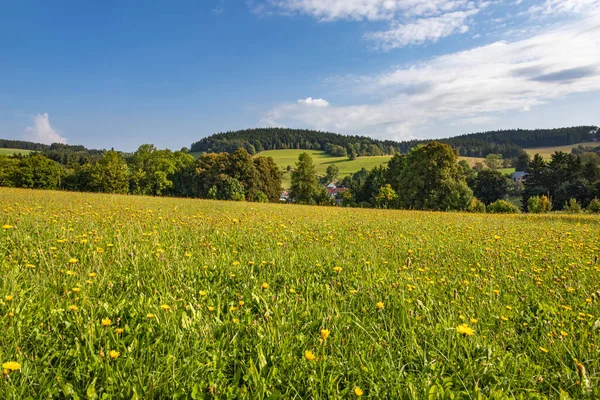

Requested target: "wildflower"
[
  {"left": 540, "top": 347, "right": 549, "bottom": 353},
  {"left": 262, "top": 282, "right": 269, "bottom": 290},
  {"left": 2, "top": 361, "right": 21, "bottom": 371},
  {"left": 2, "top": 225, "right": 13, "bottom": 229},
  {"left": 72, "top": 287, "right": 81, "bottom": 293},
  {"left": 320, "top": 329, "right": 330, "bottom": 341},
  {"left": 101, "top": 318, "right": 111, "bottom": 327},
  {"left": 146, "top": 313, "right": 155, "bottom": 319},
  {"left": 109, "top": 350, "right": 120, "bottom": 359},
  {"left": 333, "top": 267, "right": 342, "bottom": 273},
  {"left": 68, "top": 305, "right": 79, "bottom": 311},
  {"left": 5, "top": 295, "right": 13, "bottom": 301},
  {"left": 66, "top": 270, "right": 75, "bottom": 276},
  {"left": 238, "top": 300, "right": 244, "bottom": 306},
  {"left": 208, "top": 306, "right": 215, "bottom": 312},
  {"left": 68, "top": 258, "right": 78, "bottom": 264},
  {"left": 232, "top": 318, "right": 240, "bottom": 324},
  {"left": 354, "top": 387, "right": 364, "bottom": 396},
  {"left": 160, "top": 304, "right": 171, "bottom": 311},
  {"left": 456, "top": 324, "right": 475, "bottom": 336},
  {"left": 88, "top": 272, "right": 97, "bottom": 277},
  {"left": 501, "top": 316, "right": 509, "bottom": 321},
  {"left": 8, "top": 312, "right": 14, "bottom": 317},
  {"left": 304, "top": 350, "right": 316, "bottom": 361},
  {"left": 199, "top": 290, "right": 207, "bottom": 296},
  {"left": 376, "top": 301, "right": 384, "bottom": 310},
  {"left": 116, "top": 328, "right": 124, "bottom": 335},
  {"left": 560, "top": 331, "right": 568, "bottom": 337},
  {"left": 470, "top": 318, "right": 478, "bottom": 323}
]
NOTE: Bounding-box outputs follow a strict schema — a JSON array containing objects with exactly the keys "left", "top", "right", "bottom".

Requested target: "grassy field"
[
  {"left": 524, "top": 142, "right": 600, "bottom": 159},
  {"left": 0, "top": 148, "right": 32, "bottom": 156},
  {"left": 1, "top": 188, "right": 600, "bottom": 398}
]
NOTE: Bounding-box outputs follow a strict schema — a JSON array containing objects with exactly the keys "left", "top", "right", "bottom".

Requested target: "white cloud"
[
  {"left": 365, "top": 10, "right": 478, "bottom": 50},
  {"left": 297, "top": 97, "right": 330, "bottom": 107},
  {"left": 262, "top": 16, "right": 600, "bottom": 140},
  {"left": 528, "top": 0, "right": 600, "bottom": 15},
  {"left": 24, "top": 113, "right": 67, "bottom": 144}
]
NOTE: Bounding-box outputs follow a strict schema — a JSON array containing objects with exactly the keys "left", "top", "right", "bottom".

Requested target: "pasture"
[{"left": 1, "top": 188, "right": 599, "bottom": 398}]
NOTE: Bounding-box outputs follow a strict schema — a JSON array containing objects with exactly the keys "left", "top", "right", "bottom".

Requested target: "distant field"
[
  {"left": 0, "top": 148, "right": 32, "bottom": 155},
  {"left": 524, "top": 141, "right": 599, "bottom": 159},
  {"left": 257, "top": 150, "right": 393, "bottom": 188}
]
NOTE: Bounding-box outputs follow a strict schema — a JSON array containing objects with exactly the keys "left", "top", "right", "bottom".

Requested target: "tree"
[
  {"left": 89, "top": 150, "right": 129, "bottom": 194},
  {"left": 128, "top": 144, "right": 177, "bottom": 195},
  {"left": 394, "top": 142, "right": 473, "bottom": 211},
  {"left": 487, "top": 199, "right": 520, "bottom": 213},
  {"left": 473, "top": 169, "right": 511, "bottom": 205},
  {"left": 375, "top": 184, "right": 398, "bottom": 209},
  {"left": 484, "top": 154, "right": 503, "bottom": 170},
  {"left": 325, "top": 164, "right": 339, "bottom": 183},
  {"left": 514, "top": 151, "right": 531, "bottom": 171},
  {"left": 15, "top": 154, "right": 62, "bottom": 189},
  {"left": 0, "top": 156, "right": 19, "bottom": 187},
  {"left": 290, "top": 152, "right": 319, "bottom": 204}
]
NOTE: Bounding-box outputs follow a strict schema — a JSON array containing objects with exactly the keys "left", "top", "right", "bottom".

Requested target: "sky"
[{"left": 1, "top": 0, "right": 599, "bottom": 151}]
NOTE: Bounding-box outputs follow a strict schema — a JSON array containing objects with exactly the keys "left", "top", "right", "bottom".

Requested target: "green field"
[
  {"left": 1, "top": 188, "right": 600, "bottom": 398},
  {"left": 0, "top": 148, "right": 32, "bottom": 156},
  {"left": 524, "top": 142, "right": 600, "bottom": 159},
  {"left": 257, "top": 150, "right": 393, "bottom": 187}
]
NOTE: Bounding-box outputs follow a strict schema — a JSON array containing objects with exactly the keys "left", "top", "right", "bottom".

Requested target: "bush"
[
  {"left": 487, "top": 199, "right": 520, "bottom": 214},
  {"left": 588, "top": 198, "right": 600, "bottom": 213},
  {"left": 467, "top": 198, "right": 486, "bottom": 213},
  {"left": 527, "top": 195, "right": 552, "bottom": 213},
  {"left": 253, "top": 191, "right": 269, "bottom": 203},
  {"left": 564, "top": 198, "right": 582, "bottom": 213}
]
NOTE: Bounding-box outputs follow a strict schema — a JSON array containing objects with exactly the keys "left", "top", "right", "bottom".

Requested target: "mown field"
[
  {"left": 524, "top": 142, "right": 599, "bottom": 160},
  {"left": 0, "top": 148, "right": 32, "bottom": 156},
  {"left": 1, "top": 188, "right": 600, "bottom": 398}
]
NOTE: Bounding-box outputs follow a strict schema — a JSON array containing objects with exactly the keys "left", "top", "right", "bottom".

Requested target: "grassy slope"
[
  {"left": 524, "top": 141, "right": 599, "bottom": 159},
  {"left": 0, "top": 148, "right": 32, "bottom": 155},
  {"left": 1, "top": 188, "right": 599, "bottom": 398}
]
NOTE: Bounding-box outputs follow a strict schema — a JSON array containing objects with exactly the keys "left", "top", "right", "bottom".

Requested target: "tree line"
[{"left": 0, "top": 146, "right": 281, "bottom": 202}]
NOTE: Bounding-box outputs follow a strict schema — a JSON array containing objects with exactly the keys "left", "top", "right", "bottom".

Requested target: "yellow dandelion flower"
[
  {"left": 501, "top": 316, "right": 509, "bottom": 321},
  {"left": 109, "top": 350, "right": 120, "bottom": 359},
  {"left": 199, "top": 290, "right": 207, "bottom": 296},
  {"left": 470, "top": 318, "right": 478, "bottom": 323},
  {"left": 261, "top": 282, "right": 269, "bottom": 290},
  {"left": 354, "top": 387, "right": 364, "bottom": 396},
  {"left": 116, "top": 328, "right": 124, "bottom": 335},
  {"left": 376, "top": 301, "right": 384, "bottom": 310},
  {"left": 72, "top": 287, "right": 81, "bottom": 293},
  {"left": 2, "top": 225, "right": 13, "bottom": 230},
  {"left": 146, "top": 313, "right": 155, "bottom": 319},
  {"left": 101, "top": 318, "right": 111, "bottom": 327},
  {"left": 68, "top": 258, "right": 78, "bottom": 264},
  {"left": 68, "top": 305, "right": 79, "bottom": 311},
  {"left": 304, "top": 350, "right": 316, "bottom": 361},
  {"left": 560, "top": 331, "right": 568, "bottom": 337},
  {"left": 540, "top": 347, "right": 549, "bottom": 353},
  {"left": 2, "top": 361, "right": 21, "bottom": 371},
  {"left": 160, "top": 304, "right": 171, "bottom": 311},
  {"left": 238, "top": 300, "right": 244, "bottom": 306},
  {"left": 88, "top": 272, "right": 97, "bottom": 277},
  {"left": 207, "top": 306, "right": 215, "bottom": 312},
  {"left": 333, "top": 267, "right": 342, "bottom": 273},
  {"left": 5, "top": 295, "right": 13, "bottom": 301},
  {"left": 232, "top": 318, "right": 240, "bottom": 324},
  {"left": 456, "top": 324, "right": 475, "bottom": 336},
  {"left": 320, "top": 329, "right": 330, "bottom": 341}
]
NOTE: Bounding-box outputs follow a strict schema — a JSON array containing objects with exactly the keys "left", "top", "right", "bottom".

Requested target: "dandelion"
[
  {"left": 238, "top": 300, "right": 244, "bottom": 306},
  {"left": 304, "top": 350, "right": 316, "bottom": 361},
  {"left": 2, "top": 361, "right": 21, "bottom": 371},
  {"left": 88, "top": 272, "right": 97, "bottom": 277},
  {"left": 540, "top": 347, "right": 549, "bottom": 353},
  {"left": 5, "top": 295, "right": 13, "bottom": 301},
  {"left": 68, "top": 258, "right": 78, "bottom": 264},
  {"left": 320, "top": 329, "right": 330, "bottom": 341},
  {"left": 109, "top": 350, "right": 120, "bottom": 359},
  {"left": 160, "top": 304, "right": 171, "bottom": 311},
  {"left": 101, "top": 318, "right": 111, "bottom": 327},
  {"left": 2, "top": 224, "right": 13, "bottom": 229},
  {"left": 68, "top": 305, "right": 79, "bottom": 311},
  {"left": 72, "top": 287, "right": 81, "bottom": 293},
  {"left": 207, "top": 306, "right": 215, "bottom": 312},
  {"left": 501, "top": 316, "right": 509, "bottom": 321},
  {"left": 262, "top": 282, "right": 269, "bottom": 290},
  {"left": 232, "top": 318, "right": 240, "bottom": 324},
  {"left": 333, "top": 267, "right": 342, "bottom": 273},
  {"left": 376, "top": 301, "right": 384, "bottom": 310},
  {"left": 146, "top": 313, "right": 155, "bottom": 319},
  {"left": 354, "top": 387, "right": 364, "bottom": 396},
  {"left": 456, "top": 324, "right": 475, "bottom": 336},
  {"left": 116, "top": 328, "right": 124, "bottom": 335},
  {"left": 199, "top": 290, "right": 207, "bottom": 296},
  {"left": 470, "top": 318, "right": 478, "bottom": 323}
]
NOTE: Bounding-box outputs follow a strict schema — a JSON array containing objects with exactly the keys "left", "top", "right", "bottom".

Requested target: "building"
[{"left": 511, "top": 171, "right": 527, "bottom": 184}]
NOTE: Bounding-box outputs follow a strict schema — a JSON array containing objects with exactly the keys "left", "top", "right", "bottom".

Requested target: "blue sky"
[{"left": 1, "top": 0, "right": 599, "bottom": 151}]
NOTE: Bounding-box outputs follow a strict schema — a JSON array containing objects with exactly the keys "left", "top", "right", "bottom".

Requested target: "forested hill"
[
  {"left": 191, "top": 126, "right": 599, "bottom": 158},
  {"left": 0, "top": 140, "right": 107, "bottom": 165}
]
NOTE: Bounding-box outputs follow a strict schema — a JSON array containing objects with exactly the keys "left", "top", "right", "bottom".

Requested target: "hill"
[
  {"left": 191, "top": 126, "right": 599, "bottom": 159},
  {"left": 524, "top": 141, "right": 600, "bottom": 159},
  {"left": 0, "top": 148, "right": 32, "bottom": 155}
]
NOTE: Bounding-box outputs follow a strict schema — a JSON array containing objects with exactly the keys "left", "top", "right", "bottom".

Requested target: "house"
[
  {"left": 279, "top": 191, "right": 289, "bottom": 202},
  {"left": 326, "top": 183, "right": 348, "bottom": 199},
  {"left": 511, "top": 171, "right": 527, "bottom": 184}
]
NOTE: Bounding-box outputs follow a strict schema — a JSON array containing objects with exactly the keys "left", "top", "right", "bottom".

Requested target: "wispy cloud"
[
  {"left": 262, "top": 15, "right": 600, "bottom": 140},
  {"left": 24, "top": 113, "right": 67, "bottom": 144},
  {"left": 297, "top": 97, "right": 329, "bottom": 107}
]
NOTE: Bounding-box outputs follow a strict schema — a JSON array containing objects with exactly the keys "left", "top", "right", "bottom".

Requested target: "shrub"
[
  {"left": 467, "top": 198, "right": 486, "bottom": 213},
  {"left": 253, "top": 191, "right": 269, "bottom": 203},
  {"left": 527, "top": 195, "right": 552, "bottom": 213},
  {"left": 487, "top": 199, "right": 520, "bottom": 214},
  {"left": 564, "top": 198, "right": 582, "bottom": 213},
  {"left": 588, "top": 198, "right": 600, "bottom": 213}
]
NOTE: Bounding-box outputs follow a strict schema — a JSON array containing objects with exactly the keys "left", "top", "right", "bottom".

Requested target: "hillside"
[
  {"left": 191, "top": 126, "right": 599, "bottom": 159},
  {"left": 0, "top": 148, "right": 32, "bottom": 155}
]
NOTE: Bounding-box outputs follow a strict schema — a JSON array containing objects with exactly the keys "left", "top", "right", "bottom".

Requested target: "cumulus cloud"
[
  {"left": 24, "top": 113, "right": 67, "bottom": 144},
  {"left": 297, "top": 97, "right": 330, "bottom": 107},
  {"left": 262, "top": 16, "right": 600, "bottom": 140}
]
